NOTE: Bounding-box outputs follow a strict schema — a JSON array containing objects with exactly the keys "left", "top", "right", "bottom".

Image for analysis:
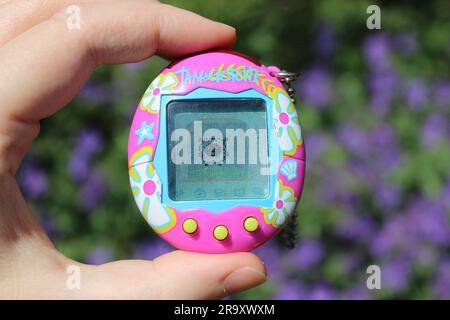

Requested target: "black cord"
[{"left": 279, "top": 211, "right": 299, "bottom": 249}]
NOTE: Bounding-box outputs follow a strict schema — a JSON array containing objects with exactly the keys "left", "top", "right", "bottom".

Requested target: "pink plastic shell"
[{"left": 128, "top": 50, "right": 305, "bottom": 253}]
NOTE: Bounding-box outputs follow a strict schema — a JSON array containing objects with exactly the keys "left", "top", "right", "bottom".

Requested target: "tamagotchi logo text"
[{"left": 174, "top": 64, "right": 264, "bottom": 85}]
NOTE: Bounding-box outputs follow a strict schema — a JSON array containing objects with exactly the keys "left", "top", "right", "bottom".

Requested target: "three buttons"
[{"left": 182, "top": 216, "right": 259, "bottom": 240}]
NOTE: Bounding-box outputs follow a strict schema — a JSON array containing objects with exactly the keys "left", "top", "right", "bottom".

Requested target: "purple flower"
[
  {"left": 381, "top": 258, "right": 411, "bottom": 293},
  {"left": 274, "top": 282, "right": 308, "bottom": 300},
  {"left": 305, "top": 131, "right": 328, "bottom": 161},
  {"left": 313, "top": 172, "right": 339, "bottom": 203},
  {"left": 288, "top": 239, "right": 324, "bottom": 271},
  {"left": 393, "top": 33, "right": 418, "bottom": 55},
  {"left": 336, "top": 124, "right": 371, "bottom": 154},
  {"left": 368, "top": 70, "right": 397, "bottom": 116},
  {"left": 74, "top": 129, "right": 104, "bottom": 158},
  {"left": 69, "top": 129, "right": 104, "bottom": 182},
  {"left": 339, "top": 191, "right": 361, "bottom": 210},
  {"left": 298, "top": 67, "right": 334, "bottom": 109},
  {"left": 315, "top": 24, "right": 337, "bottom": 57},
  {"left": 85, "top": 246, "right": 113, "bottom": 265},
  {"left": 253, "top": 244, "right": 283, "bottom": 279},
  {"left": 421, "top": 113, "right": 449, "bottom": 147},
  {"left": 371, "top": 123, "right": 398, "bottom": 148},
  {"left": 373, "top": 183, "right": 401, "bottom": 212},
  {"left": 368, "top": 124, "right": 403, "bottom": 171},
  {"left": 373, "top": 196, "right": 450, "bottom": 262},
  {"left": 372, "top": 146, "right": 403, "bottom": 173},
  {"left": 18, "top": 163, "right": 49, "bottom": 200},
  {"left": 337, "top": 215, "right": 376, "bottom": 244},
  {"left": 407, "top": 198, "right": 450, "bottom": 246},
  {"left": 340, "top": 286, "right": 372, "bottom": 300},
  {"left": 78, "top": 170, "right": 107, "bottom": 211},
  {"left": 133, "top": 239, "right": 174, "bottom": 260},
  {"left": 433, "top": 259, "right": 450, "bottom": 299},
  {"left": 404, "top": 80, "right": 428, "bottom": 109},
  {"left": 79, "top": 81, "right": 112, "bottom": 105},
  {"left": 68, "top": 155, "right": 90, "bottom": 183},
  {"left": 363, "top": 33, "right": 392, "bottom": 71},
  {"left": 308, "top": 284, "right": 336, "bottom": 300},
  {"left": 371, "top": 215, "right": 414, "bottom": 257},
  {"left": 441, "top": 180, "right": 450, "bottom": 209},
  {"left": 349, "top": 160, "right": 380, "bottom": 188},
  {"left": 432, "top": 81, "right": 450, "bottom": 107},
  {"left": 40, "top": 216, "right": 59, "bottom": 240},
  {"left": 313, "top": 169, "right": 361, "bottom": 207}
]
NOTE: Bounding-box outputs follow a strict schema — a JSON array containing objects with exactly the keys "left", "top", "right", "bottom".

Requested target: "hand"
[{"left": 0, "top": 0, "right": 266, "bottom": 299}]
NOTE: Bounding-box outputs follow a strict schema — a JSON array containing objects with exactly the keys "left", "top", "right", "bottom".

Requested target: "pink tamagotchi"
[{"left": 128, "top": 50, "right": 305, "bottom": 253}]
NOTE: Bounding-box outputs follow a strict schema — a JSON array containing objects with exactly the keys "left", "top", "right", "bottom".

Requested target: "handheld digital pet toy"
[{"left": 128, "top": 50, "right": 305, "bottom": 253}]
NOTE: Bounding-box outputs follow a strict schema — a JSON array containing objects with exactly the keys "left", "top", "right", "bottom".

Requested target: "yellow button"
[
  {"left": 182, "top": 218, "right": 198, "bottom": 234},
  {"left": 244, "top": 217, "right": 259, "bottom": 232},
  {"left": 213, "top": 225, "right": 229, "bottom": 241}
]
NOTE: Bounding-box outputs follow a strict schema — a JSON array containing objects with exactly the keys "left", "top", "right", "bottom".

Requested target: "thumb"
[
  {"left": 152, "top": 251, "right": 267, "bottom": 299},
  {"left": 81, "top": 251, "right": 266, "bottom": 299}
]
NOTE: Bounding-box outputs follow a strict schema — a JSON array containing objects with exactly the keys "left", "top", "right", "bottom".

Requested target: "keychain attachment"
[{"left": 270, "top": 70, "right": 299, "bottom": 104}]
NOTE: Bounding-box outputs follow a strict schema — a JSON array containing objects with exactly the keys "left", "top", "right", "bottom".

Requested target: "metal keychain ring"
[{"left": 270, "top": 71, "right": 299, "bottom": 81}]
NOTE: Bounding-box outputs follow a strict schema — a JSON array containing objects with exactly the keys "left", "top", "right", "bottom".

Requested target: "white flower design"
[
  {"left": 140, "top": 72, "right": 179, "bottom": 114},
  {"left": 261, "top": 180, "right": 297, "bottom": 228},
  {"left": 271, "top": 88, "right": 303, "bottom": 156},
  {"left": 129, "top": 147, "right": 176, "bottom": 233}
]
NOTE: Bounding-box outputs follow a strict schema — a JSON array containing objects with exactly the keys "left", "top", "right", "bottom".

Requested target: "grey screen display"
[{"left": 167, "top": 99, "right": 269, "bottom": 201}]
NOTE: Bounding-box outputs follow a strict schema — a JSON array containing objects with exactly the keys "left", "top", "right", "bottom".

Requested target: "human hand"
[{"left": 0, "top": 0, "right": 266, "bottom": 299}]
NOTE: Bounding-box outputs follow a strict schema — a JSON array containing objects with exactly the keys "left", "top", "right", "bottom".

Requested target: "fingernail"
[
  {"left": 223, "top": 267, "right": 266, "bottom": 295},
  {"left": 219, "top": 22, "right": 236, "bottom": 32},
  {"left": 262, "top": 261, "right": 267, "bottom": 276}
]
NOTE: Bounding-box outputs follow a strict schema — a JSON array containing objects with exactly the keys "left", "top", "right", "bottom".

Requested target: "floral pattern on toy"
[
  {"left": 139, "top": 72, "right": 178, "bottom": 114},
  {"left": 129, "top": 147, "right": 176, "bottom": 233},
  {"left": 261, "top": 179, "right": 298, "bottom": 228},
  {"left": 268, "top": 87, "right": 303, "bottom": 157}
]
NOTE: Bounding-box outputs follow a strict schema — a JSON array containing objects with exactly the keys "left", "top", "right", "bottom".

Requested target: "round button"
[
  {"left": 244, "top": 217, "right": 259, "bottom": 232},
  {"left": 182, "top": 218, "right": 198, "bottom": 234},
  {"left": 213, "top": 225, "right": 229, "bottom": 241}
]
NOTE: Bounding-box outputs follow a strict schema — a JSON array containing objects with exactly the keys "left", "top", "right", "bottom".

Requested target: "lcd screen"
[{"left": 167, "top": 99, "right": 269, "bottom": 201}]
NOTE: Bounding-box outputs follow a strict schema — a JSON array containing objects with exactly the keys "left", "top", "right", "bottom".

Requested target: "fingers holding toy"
[{"left": 0, "top": 0, "right": 236, "bottom": 174}]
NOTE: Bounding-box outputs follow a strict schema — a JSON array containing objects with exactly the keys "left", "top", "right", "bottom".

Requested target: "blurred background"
[{"left": 18, "top": 0, "right": 450, "bottom": 299}]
